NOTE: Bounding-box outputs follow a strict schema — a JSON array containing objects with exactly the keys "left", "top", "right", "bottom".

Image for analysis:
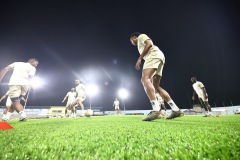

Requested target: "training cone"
[{"left": 0, "top": 122, "right": 14, "bottom": 130}]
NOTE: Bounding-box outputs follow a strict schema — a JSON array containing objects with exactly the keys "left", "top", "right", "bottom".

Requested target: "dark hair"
[
  {"left": 28, "top": 58, "right": 39, "bottom": 63},
  {"left": 130, "top": 32, "right": 142, "bottom": 38},
  {"left": 191, "top": 76, "right": 197, "bottom": 80}
]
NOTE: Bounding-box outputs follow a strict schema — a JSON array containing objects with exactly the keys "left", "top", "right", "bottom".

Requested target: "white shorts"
[
  {"left": 115, "top": 106, "right": 120, "bottom": 110},
  {"left": 8, "top": 85, "right": 30, "bottom": 98},
  {"left": 143, "top": 58, "right": 164, "bottom": 76}
]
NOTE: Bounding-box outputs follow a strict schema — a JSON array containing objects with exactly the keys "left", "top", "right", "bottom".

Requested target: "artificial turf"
[{"left": 0, "top": 115, "right": 239, "bottom": 159}]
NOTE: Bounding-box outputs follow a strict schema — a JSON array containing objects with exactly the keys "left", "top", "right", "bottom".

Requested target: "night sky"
[{"left": 0, "top": 0, "right": 239, "bottom": 110}]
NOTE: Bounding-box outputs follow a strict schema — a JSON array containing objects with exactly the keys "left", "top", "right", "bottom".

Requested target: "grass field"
[{"left": 0, "top": 115, "right": 240, "bottom": 160}]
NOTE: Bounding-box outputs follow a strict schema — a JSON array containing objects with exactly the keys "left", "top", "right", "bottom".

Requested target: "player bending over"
[{"left": 130, "top": 32, "right": 182, "bottom": 121}]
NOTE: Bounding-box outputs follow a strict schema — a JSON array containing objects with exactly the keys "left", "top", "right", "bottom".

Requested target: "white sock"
[
  {"left": 150, "top": 100, "right": 160, "bottom": 111},
  {"left": 19, "top": 111, "right": 27, "bottom": 117},
  {"left": 2, "top": 114, "right": 6, "bottom": 119},
  {"left": 167, "top": 100, "right": 179, "bottom": 111},
  {"left": 5, "top": 112, "right": 12, "bottom": 120}
]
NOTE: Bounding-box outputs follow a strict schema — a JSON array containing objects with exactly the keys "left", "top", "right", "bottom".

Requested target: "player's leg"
[
  {"left": 2, "top": 97, "right": 12, "bottom": 121},
  {"left": 152, "top": 64, "right": 181, "bottom": 119},
  {"left": 204, "top": 101, "right": 212, "bottom": 116},
  {"left": 78, "top": 98, "right": 85, "bottom": 116},
  {"left": 70, "top": 100, "right": 78, "bottom": 118},
  {"left": 141, "top": 67, "right": 162, "bottom": 121},
  {"left": 199, "top": 98, "right": 209, "bottom": 117},
  {"left": 9, "top": 85, "right": 28, "bottom": 121}
]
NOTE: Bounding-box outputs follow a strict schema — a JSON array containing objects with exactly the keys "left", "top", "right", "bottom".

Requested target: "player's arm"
[
  {"left": 135, "top": 39, "right": 152, "bottom": 70},
  {"left": 62, "top": 95, "right": 68, "bottom": 103},
  {"left": 0, "top": 66, "right": 12, "bottom": 82},
  {"left": 0, "top": 95, "right": 7, "bottom": 102}
]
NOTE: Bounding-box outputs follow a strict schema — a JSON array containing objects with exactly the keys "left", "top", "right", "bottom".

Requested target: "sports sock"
[
  {"left": 167, "top": 100, "right": 179, "bottom": 111},
  {"left": 150, "top": 99, "right": 160, "bottom": 111},
  {"left": 5, "top": 112, "right": 12, "bottom": 120},
  {"left": 2, "top": 114, "right": 6, "bottom": 119}
]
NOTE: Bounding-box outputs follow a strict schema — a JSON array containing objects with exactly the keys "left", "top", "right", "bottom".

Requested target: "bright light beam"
[
  {"left": 118, "top": 88, "right": 129, "bottom": 99},
  {"left": 87, "top": 84, "right": 99, "bottom": 97},
  {"left": 30, "top": 77, "right": 45, "bottom": 89}
]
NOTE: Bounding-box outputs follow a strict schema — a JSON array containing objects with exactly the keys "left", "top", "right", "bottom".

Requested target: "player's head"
[
  {"left": 115, "top": 98, "right": 118, "bottom": 100},
  {"left": 28, "top": 58, "right": 39, "bottom": 67},
  {"left": 71, "top": 88, "right": 75, "bottom": 92},
  {"left": 130, "top": 32, "right": 141, "bottom": 46},
  {"left": 191, "top": 76, "right": 197, "bottom": 83},
  {"left": 75, "top": 79, "right": 80, "bottom": 85}
]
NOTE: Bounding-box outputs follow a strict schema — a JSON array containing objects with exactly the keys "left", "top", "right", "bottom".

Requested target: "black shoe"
[
  {"left": 142, "top": 111, "right": 160, "bottom": 121},
  {"left": 166, "top": 110, "right": 182, "bottom": 119}
]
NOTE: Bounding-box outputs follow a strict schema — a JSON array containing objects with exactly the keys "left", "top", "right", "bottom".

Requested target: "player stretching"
[
  {"left": 130, "top": 32, "right": 182, "bottom": 121},
  {"left": 71, "top": 80, "right": 86, "bottom": 117},
  {"left": 0, "top": 90, "right": 26, "bottom": 121},
  {"left": 0, "top": 58, "right": 38, "bottom": 121},
  {"left": 191, "top": 76, "right": 213, "bottom": 117},
  {"left": 113, "top": 98, "right": 120, "bottom": 115},
  {"left": 62, "top": 88, "right": 76, "bottom": 117}
]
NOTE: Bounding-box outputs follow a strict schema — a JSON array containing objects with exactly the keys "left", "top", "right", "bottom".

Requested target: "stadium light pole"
[
  {"left": 118, "top": 88, "right": 129, "bottom": 113},
  {"left": 86, "top": 84, "right": 99, "bottom": 109}
]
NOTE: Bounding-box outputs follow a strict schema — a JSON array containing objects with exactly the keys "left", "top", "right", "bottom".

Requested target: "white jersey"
[
  {"left": 8, "top": 62, "right": 36, "bottom": 85},
  {"left": 137, "top": 34, "right": 165, "bottom": 62},
  {"left": 66, "top": 91, "right": 77, "bottom": 104},
  {"left": 113, "top": 100, "right": 120, "bottom": 106},
  {"left": 192, "top": 81, "right": 205, "bottom": 99},
  {"left": 75, "top": 83, "right": 86, "bottom": 97}
]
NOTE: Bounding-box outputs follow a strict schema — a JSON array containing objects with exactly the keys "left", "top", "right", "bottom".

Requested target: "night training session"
[{"left": 0, "top": 0, "right": 239, "bottom": 159}]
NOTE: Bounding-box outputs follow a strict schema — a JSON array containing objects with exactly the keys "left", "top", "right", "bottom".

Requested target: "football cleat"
[
  {"left": 142, "top": 111, "right": 160, "bottom": 121},
  {"left": 166, "top": 110, "right": 182, "bottom": 119}
]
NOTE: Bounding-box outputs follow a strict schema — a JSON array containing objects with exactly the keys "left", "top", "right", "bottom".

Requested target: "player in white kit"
[
  {"left": 130, "top": 32, "right": 182, "bottom": 121},
  {"left": 71, "top": 80, "right": 86, "bottom": 117},
  {"left": 191, "top": 76, "right": 212, "bottom": 117},
  {"left": 62, "top": 88, "right": 77, "bottom": 116},
  {"left": 0, "top": 58, "right": 38, "bottom": 121},
  {"left": 113, "top": 98, "right": 120, "bottom": 114}
]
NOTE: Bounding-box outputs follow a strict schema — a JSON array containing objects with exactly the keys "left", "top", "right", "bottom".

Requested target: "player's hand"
[
  {"left": 62, "top": 101, "right": 64, "bottom": 103},
  {"left": 192, "top": 96, "right": 195, "bottom": 100},
  {"left": 135, "top": 59, "right": 141, "bottom": 70}
]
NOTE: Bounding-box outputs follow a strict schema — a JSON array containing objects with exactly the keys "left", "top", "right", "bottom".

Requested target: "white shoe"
[
  {"left": 19, "top": 116, "right": 27, "bottom": 121},
  {"left": 2, "top": 118, "right": 8, "bottom": 122}
]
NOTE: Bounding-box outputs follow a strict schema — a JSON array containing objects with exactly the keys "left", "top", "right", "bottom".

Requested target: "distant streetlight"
[
  {"left": 118, "top": 88, "right": 129, "bottom": 112},
  {"left": 86, "top": 84, "right": 99, "bottom": 109}
]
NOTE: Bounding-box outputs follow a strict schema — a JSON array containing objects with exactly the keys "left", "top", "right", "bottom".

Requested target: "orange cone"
[{"left": 0, "top": 122, "right": 14, "bottom": 130}]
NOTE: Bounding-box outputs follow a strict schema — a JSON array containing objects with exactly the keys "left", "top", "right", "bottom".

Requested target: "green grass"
[{"left": 0, "top": 115, "right": 240, "bottom": 160}]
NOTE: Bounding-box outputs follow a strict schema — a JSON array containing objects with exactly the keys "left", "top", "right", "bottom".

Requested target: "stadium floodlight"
[
  {"left": 86, "top": 83, "right": 99, "bottom": 109},
  {"left": 30, "top": 77, "right": 45, "bottom": 89},
  {"left": 118, "top": 88, "right": 129, "bottom": 112},
  {"left": 118, "top": 88, "right": 129, "bottom": 100}
]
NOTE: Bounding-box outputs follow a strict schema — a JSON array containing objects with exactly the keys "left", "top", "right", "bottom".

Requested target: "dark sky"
[{"left": 0, "top": 0, "right": 239, "bottom": 110}]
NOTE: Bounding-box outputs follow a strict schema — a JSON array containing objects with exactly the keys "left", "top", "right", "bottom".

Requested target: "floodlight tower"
[{"left": 118, "top": 88, "right": 129, "bottom": 113}]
